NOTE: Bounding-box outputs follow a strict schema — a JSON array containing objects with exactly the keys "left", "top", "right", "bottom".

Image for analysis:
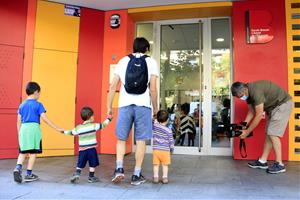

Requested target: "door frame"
[{"left": 134, "top": 17, "right": 233, "bottom": 156}]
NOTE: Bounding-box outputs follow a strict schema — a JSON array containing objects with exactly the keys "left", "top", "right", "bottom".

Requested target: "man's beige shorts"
[{"left": 266, "top": 100, "right": 293, "bottom": 137}]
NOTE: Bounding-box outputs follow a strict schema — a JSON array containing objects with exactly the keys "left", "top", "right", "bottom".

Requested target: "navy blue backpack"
[{"left": 124, "top": 54, "right": 149, "bottom": 94}]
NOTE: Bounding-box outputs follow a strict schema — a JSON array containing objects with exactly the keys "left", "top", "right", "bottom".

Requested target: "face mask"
[{"left": 240, "top": 95, "right": 248, "bottom": 101}]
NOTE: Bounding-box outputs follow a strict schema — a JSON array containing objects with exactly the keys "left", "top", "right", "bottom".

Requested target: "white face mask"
[{"left": 240, "top": 95, "right": 248, "bottom": 101}]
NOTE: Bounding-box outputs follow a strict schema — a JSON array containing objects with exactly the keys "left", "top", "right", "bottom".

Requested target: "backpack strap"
[
  {"left": 128, "top": 54, "right": 134, "bottom": 59},
  {"left": 128, "top": 54, "right": 149, "bottom": 59}
]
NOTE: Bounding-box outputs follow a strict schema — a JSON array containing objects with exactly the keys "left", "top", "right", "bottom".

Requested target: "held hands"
[
  {"left": 56, "top": 127, "right": 65, "bottom": 133},
  {"left": 153, "top": 109, "right": 158, "bottom": 119},
  {"left": 107, "top": 108, "right": 113, "bottom": 119},
  {"left": 107, "top": 114, "right": 113, "bottom": 121}
]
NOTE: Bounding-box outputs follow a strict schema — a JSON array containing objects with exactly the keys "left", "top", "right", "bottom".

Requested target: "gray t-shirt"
[{"left": 246, "top": 80, "right": 291, "bottom": 113}]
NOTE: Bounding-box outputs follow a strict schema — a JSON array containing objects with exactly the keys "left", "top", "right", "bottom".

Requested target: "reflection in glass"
[
  {"left": 211, "top": 19, "right": 231, "bottom": 148},
  {"left": 160, "top": 24, "right": 201, "bottom": 147},
  {"left": 136, "top": 23, "right": 154, "bottom": 56}
]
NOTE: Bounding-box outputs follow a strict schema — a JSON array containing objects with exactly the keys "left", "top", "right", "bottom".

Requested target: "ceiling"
[
  {"left": 48, "top": 0, "right": 234, "bottom": 11},
  {"left": 137, "top": 19, "right": 230, "bottom": 51},
  {"left": 161, "top": 20, "right": 230, "bottom": 51}
]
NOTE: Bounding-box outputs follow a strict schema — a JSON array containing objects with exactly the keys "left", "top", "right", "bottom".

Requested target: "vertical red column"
[
  {"left": 22, "top": 0, "right": 37, "bottom": 100},
  {"left": 0, "top": 0, "right": 28, "bottom": 158},
  {"left": 100, "top": 10, "right": 135, "bottom": 154},
  {"left": 232, "top": 0, "right": 289, "bottom": 160},
  {"left": 76, "top": 8, "right": 105, "bottom": 154}
]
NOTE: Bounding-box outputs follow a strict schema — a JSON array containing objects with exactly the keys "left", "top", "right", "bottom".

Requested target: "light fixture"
[
  {"left": 216, "top": 38, "right": 224, "bottom": 42},
  {"left": 149, "top": 41, "right": 154, "bottom": 44}
]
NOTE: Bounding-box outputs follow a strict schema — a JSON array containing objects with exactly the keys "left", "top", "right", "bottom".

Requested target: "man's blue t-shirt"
[{"left": 18, "top": 99, "right": 46, "bottom": 124}]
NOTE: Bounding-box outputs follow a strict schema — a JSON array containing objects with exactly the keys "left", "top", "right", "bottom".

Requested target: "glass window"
[{"left": 211, "top": 18, "right": 231, "bottom": 148}]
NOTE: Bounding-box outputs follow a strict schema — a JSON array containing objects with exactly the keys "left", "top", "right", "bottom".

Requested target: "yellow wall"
[
  {"left": 286, "top": 0, "right": 300, "bottom": 161},
  {"left": 34, "top": 0, "right": 79, "bottom": 52},
  {"left": 32, "top": 0, "right": 79, "bottom": 157}
]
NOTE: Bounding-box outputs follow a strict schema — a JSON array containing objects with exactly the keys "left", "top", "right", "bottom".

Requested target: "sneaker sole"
[
  {"left": 267, "top": 169, "right": 286, "bottom": 174},
  {"left": 112, "top": 174, "right": 124, "bottom": 183},
  {"left": 88, "top": 179, "right": 100, "bottom": 183},
  {"left": 24, "top": 177, "right": 39, "bottom": 182},
  {"left": 131, "top": 179, "right": 146, "bottom": 186},
  {"left": 13, "top": 171, "right": 22, "bottom": 183},
  {"left": 248, "top": 164, "right": 268, "bottom": 169}
]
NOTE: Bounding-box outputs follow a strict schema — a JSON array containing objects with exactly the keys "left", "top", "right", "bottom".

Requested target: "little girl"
[{"left": 152, "top": 110, "right": 174, "bottom": 184}]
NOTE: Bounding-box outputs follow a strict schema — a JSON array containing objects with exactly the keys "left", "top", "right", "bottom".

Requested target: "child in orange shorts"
[{"left": 152, "top": 110, "right": 174, "bottom": 184}]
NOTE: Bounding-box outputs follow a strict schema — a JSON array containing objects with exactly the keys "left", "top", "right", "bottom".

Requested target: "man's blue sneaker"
[
  {"left": 248, "top": 160, "right": 268, "bottom": 169},
  {"left": 267, "top": 162, "right": 286, "bottom": 174}
]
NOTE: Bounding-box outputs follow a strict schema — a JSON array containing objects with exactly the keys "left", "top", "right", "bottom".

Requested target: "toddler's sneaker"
[
  {"left": 24, "top": 174, "right": 39, "bottom": 182},
  {"left": 70, "top": 173, "right": 80, "bottom": 184},
  {"left": 112, "top": 168, "right": 125, "bottom": 183},
  {"left": 248, "top": 160, "right": 268, "bottom": 169},
  {"left": 267, "top": 162, "right": 286, "bottom": 174},
  {"left": 13, "top": 168, "right": 22, "bottom": 183},
  {"left": 131, "top": 174, "right": 146, "bottom": 186},
  {"left": 88, "top": 176, "right": 100, "bottom": 183}
]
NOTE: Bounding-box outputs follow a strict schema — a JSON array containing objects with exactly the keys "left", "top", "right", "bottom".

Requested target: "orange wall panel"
[{"left": 100, "top": 10, "right": 135, "bottom": 154}]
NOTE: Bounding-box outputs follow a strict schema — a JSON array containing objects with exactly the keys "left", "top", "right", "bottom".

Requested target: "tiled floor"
[{"left": 0, "top": 154, "right": 299, "bottom": 199}]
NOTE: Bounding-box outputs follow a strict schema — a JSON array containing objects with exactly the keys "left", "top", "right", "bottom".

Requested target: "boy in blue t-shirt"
[{"left": 13, "top": 82, "right": 64, "bottom": 183}]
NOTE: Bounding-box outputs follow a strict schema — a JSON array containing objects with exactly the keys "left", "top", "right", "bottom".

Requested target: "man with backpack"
[{"left": 107, "top": 37, "right": 159, "bottom": 185}]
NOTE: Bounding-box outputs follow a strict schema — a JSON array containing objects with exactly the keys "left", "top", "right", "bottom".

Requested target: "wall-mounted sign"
[
  {"left": 64, "top": 5, "right": 80, "bottom": 17},
  {"left": 110, "top": 14, "right": 120, "bottom": 29},
  {"left": 245, "top": 10, "right": 274, "bottom": 44}
]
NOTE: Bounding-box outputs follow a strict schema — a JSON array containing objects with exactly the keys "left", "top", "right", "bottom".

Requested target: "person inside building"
[
  {"left": 178, "top": 103, "right": 196, "bottom": 146},
  {"left": 231, "top": 80, "right": 293, "bottom": 174}
]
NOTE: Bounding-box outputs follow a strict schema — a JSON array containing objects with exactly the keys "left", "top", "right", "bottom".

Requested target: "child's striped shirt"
[
  {"left": 153, "top": 121, "right": 174, "bottom": 152},
  {"left": 64, "top": 118, "right": 111, "bottom": 151}
]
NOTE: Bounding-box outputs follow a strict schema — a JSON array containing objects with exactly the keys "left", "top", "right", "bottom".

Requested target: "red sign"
[{"left": 246, "top": 10, "right": 274, "bottom": 44}]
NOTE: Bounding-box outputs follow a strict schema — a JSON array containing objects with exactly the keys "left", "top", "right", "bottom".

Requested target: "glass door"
[
  {"left": 135, "top": 18, "right": 232, "bottom": 155},
  {"left": 158, "top": 19, "right": 203, "bottom": 154},
  {"left": 209, "top": 18, "right": 232, "bottom": 155}
]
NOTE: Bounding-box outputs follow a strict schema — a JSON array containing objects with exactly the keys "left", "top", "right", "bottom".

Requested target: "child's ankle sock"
[
  {"left": 16, "top": 164, "right": 22, "bottom": 170},
  {"left": 133, "top": 167, "right": 141, "bottom": 176},
  {"left": 27, "top": 170, "right": 32, "bottom": 176},
  {"left": 89, "top": 172, "right": 95, "bottom": 177},
  {"left": 116, "top": 160, "right": 123, "bottom": 169},
  {"left": 75, "top": 168, "right": 82, "bottom": 175},
  {"left": 259, "top": 158, "right": 267, "bottom": 163}
]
